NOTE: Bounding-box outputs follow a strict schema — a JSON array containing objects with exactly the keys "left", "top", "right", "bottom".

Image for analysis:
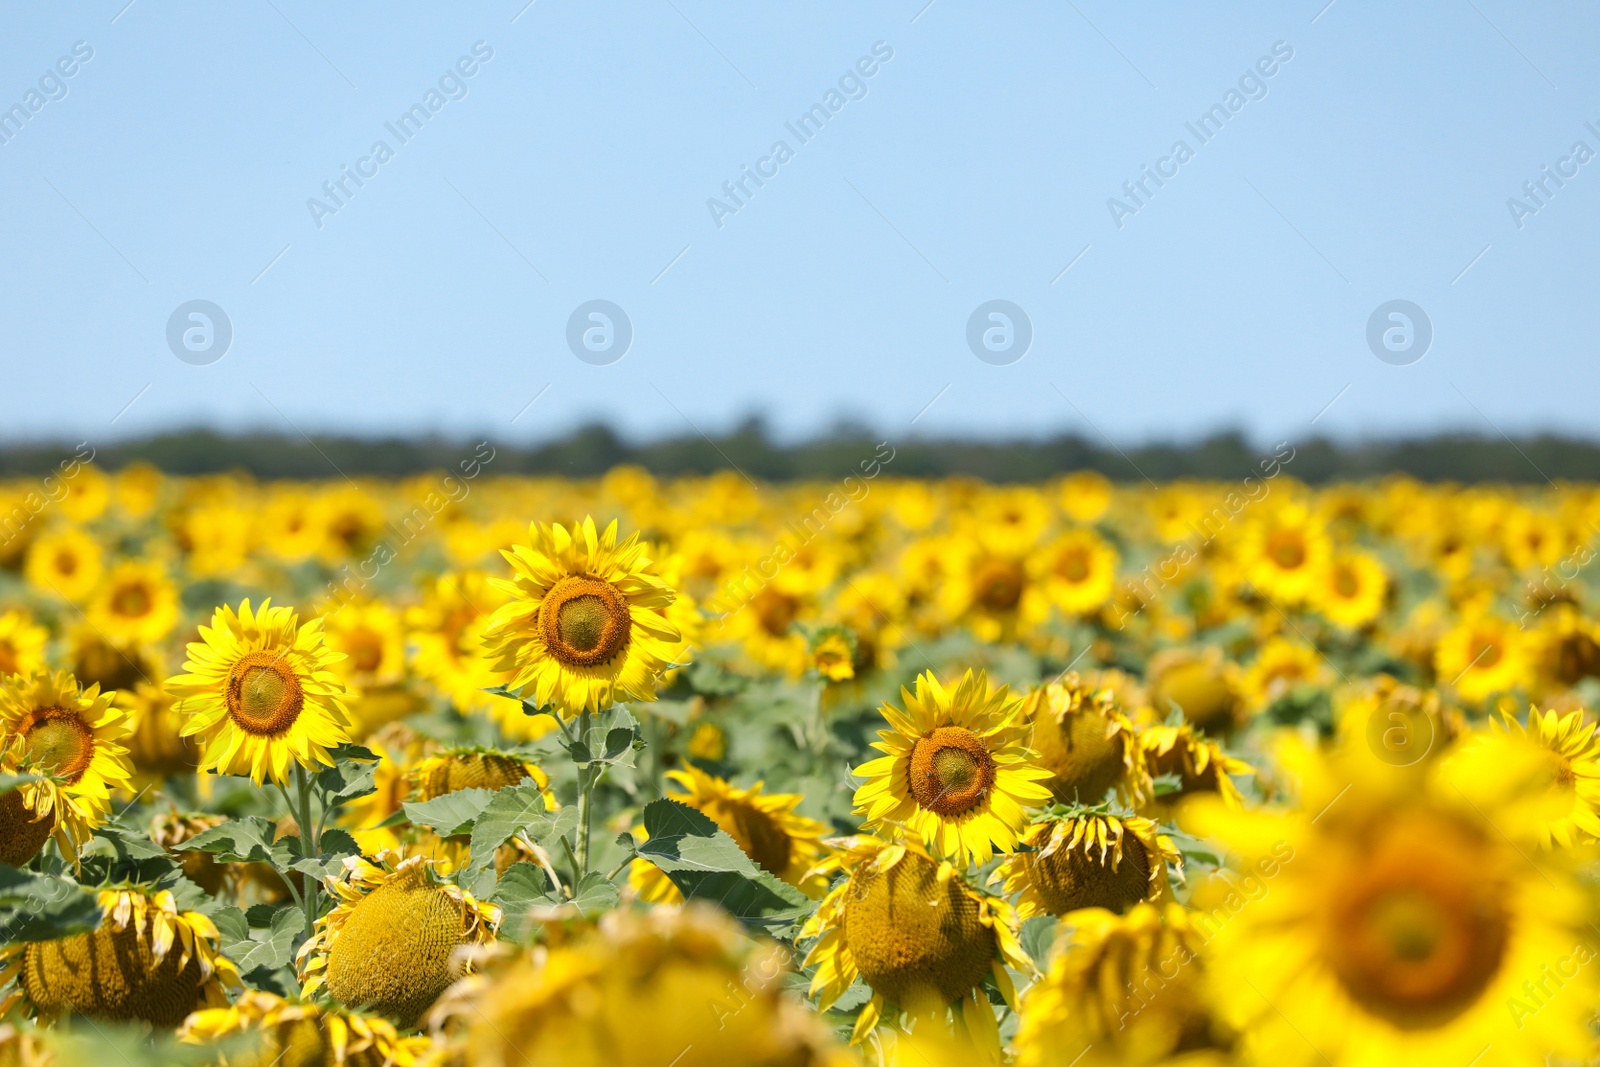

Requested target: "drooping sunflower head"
[
  {"left": 1024, "top": 674, "right": 1151, "bottom": 807},
  {"left": 630, "top": 765, "right": 830, "bottom": 903},
  {"left": 408, "top": 747, "right": 556, "bottom": 810},
  {"left": 298, "top": 852, "right": 501, "bottom": 1028},
  {"left": 1014, "top": 902, "right": 1228, "bottom": 1067},
  {"left": 1, "top": 885, "right": 240, "bottom": 1027},
  {"left": 1146, "top": 649, "right": 1245, "bottom": 735},
  {"left": 432, "top": 904, "right": 850, "bottom": 1067},
  {"left": 164, "top": 599, "right": 352, "bottom": 785},
  {"left": 0, "top": 669, "right": 132, "bottom": 862},
  {"left": 150, "top": 811, "right": 233, "bottom": 897},
  {"left": 1139, "top": 723, "right": 1254, "bottom": 819},
  {"left": 86, "top": 560, "right": 179, "bottom": 646},
  {"left": 800, "top": 835, "right": 1029, "bottom": 1046},
  {"left": 483, "top": 517, "right": 680, "bottom": 719},
  {"left": 996, "top": 813, "right": 1181, "bottom": 919},
  {"left": 1185, "top": 737, "right": 1600, "bottom": 1066},
  {"left": 853, "top": 669, "right": 1053, "bottom": 865},
  {"left": 179, "top": 989, "right": 431, "bottom": 1067}
]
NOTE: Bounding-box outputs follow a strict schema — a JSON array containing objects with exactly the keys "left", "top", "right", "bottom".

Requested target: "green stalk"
[
  {"left": 293, "top": 765, "right": 320, "bottom": 940},
  {"left": 574, "top": 709, "right": 595, "bottom": 877}
]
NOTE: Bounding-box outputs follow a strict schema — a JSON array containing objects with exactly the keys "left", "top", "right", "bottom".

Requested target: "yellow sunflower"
[
  {"left": 0, "top": 670, "right": 133, "bottom": 862},
  {"left": 1058, "top": 469, "right": 1114, "bottom": 523},
  {"left": 322, "top": 599, "right": 416, "bottom": 737},
  {"left": 408, "top": 746, "right": 557, "bottom": 810},
  {"left": 23, "top": 526, "right": 103, "bottom": 603},
  {"left": 630, "top": 765, "right": 830, "bottom": 903},
  {"left": 996, "top": 813, "right": 1181, "bottom": 919},
  {"left": 1145, "top": 649, "right": 1245, "bottom": 735},
  {"left": 809, "top": 629, "right": 856, "bottom": 682},
  {"left": 1242, "top": 503, "right": 1329, "bottom": 605},
  {"left": 165, "top": 599, "right": 353, "bottom": 785},
  {"left": 0, "top": 885, "right": 240, "bottom": 1027},
  {"left": 86, "top": 560, "right": 180, "bottom": 645},
  {"left": 1434, "top": 611, "right": 1527, "bottom": 703},
  {"left": 179, "top": 988, "right": 432, "bottom": 1067},
  {"left": 0, "top": 610, "right": 48, "bottom": 679},
  {"left": 1458, "top": 706, "right": 1600, "bottom": 847},
  {"left": 1185, "top": 738, "right": 1600, "bottom": 1066},
  {"left": 298, "top": 852, "right": 501, "bottom": 1028},
  {"left": 1024, "top": 675, "right": 1152, "bottom": 807},
  {"left": 1242, "top": 637, "right": 1329, "bottom": 711},
  {"left": 1014, "top": 902, "right": 1232, "bottom": 1067},
  {"left": 1534, "top": 605, "right": 1600, "bottom": 691},
  {"left": 1038, "top": 527, "right": 1119, "bottom": 617},
  {"left": 405, "top": 570, "right": 509, "bottom": 719},
  {"left": 800, "top": 835, "right": 1030, "bottom": 1047},
  {"left": 483, "top": 517, "right": 681, "bottom": 718},
  {"left": 1314, "top": 552, "right": 1389, "bottom": 629},
  {"left": 1139, "top": 723, "right": 1254, "bottom": 819},
  {"left": 853, "top": 669, "right": 1053, "bottom": 865}
]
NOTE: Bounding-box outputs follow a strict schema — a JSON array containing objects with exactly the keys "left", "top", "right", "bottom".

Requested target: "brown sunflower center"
[
  {"left": 908, "top": 726, "right": 995, "bottom": 816},
  {"left": 0, "top": 641, "right": 18, "bottom": 676},
  {"left": 23, "top": 709, "right": 94, "bottom": 782},
  {"left": 1469, "top": 636, "right": 1503, "bottom": 670},
  {"left": 1056, "top": 548, "right": 1091, "bottom": 584},
  {"left": 54, "top": 550, "right": 78, "bottom": 576},
  {"left": 1326, "top": 821, "right": 1510, "bottom": 1029},
  {"left": 347, "top": 629, "right": 385, "bottom": 673},
  {"left": 110, "top": 582, "right": 152, "bottom": 618},
  {"left": 539, "top": 575, "right": 631, "bottom": 668},
  {"left": 752, "top": 589, "right": 798, "bottom": 637},
  {"left": 973, "top": 558, "right": 1025, "bottom": 612},
  {"left": 225, "top": 651, "right": 305, "bottom": 736},
  {"left": 1333, "top": 567, "right": 1360, "bottom": 598},
  {"left": 1268, "top": 532, "right": 1306, "bottom": 569}
]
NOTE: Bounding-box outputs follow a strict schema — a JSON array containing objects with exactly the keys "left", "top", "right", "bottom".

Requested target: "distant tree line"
[{"left": 0, "top": 422, "right": 1593, "bottom": 483}]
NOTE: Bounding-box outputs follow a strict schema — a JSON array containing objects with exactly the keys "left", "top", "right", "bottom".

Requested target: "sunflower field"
[{"left": 1, "top": 456, "right": 1599, "bottom": 1067}]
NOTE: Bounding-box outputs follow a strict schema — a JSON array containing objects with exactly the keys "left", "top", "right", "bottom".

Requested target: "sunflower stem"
[
  {"left": 575, "top": 709, "right": 596, "bottom": 877},
  {"left": 293, "top": 765, "right": 320, "bottom": 940}
]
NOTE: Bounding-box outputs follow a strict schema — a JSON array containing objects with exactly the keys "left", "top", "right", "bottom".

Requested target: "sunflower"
[
  {"left": 1242, "top": 503, "right": 1329, "bottom": 605},
  {"left": 23, "top": 527, "right": 103, "bottom": 603},
  {"left": 0, "top": 610, "right": 47, "bottom": 680},
  {"left": 165, "top": 599, "right": 353, "bottom": 785},
  {"left": 1145, "top": 649, "right": 1245, "bottom": 735},
  {"left": 0, "top": 885, "right": 240, "bottom": 1026},
  {"left": 853, "top": 669, "right": 1052, "bottom": 865},
  {"left": 996, "top": 813, "right": 1181, "bottom": 919},
  {"left": 800, "top": 835, "right": 1029, "bottom": 1047},
  {"left": 941, "top": 544, "right": 1050, "bottom": 642},
  {"left": 684, "top": 718, "right": 728, "bottom": 762},
  {"left": 121, "top": 680, "right": 202, "bottom": 782},
  {"left": 408, "top": 747, "right": 556, "bottom": 810},
  {"left": 1184, "top": 738, "right": 1600, "bottom": 1066},
  {"left": 630, "top": 765, "right": 830, "bottom": 903},
  {"left": 1038, "top": 528, "right": 1119, "bottom": 617},
  {"left": 1025, "top": 675, "right": 1151, "bottom": 807},
  {"left": 808, "top": 628, "right": 856, "bottom": 682},
  {"left": 322, "top": 600, "right": 415, "bottom": 736},
  {"left": 406, "top": 570, "right": 509, "bottom": 720},
  {"left": 1242, "top": 637, "right": 1329, "bottom": 711},
  {"left": 0, "top": 670, "right": 133, "bottom": 862},
  {"left": 483, "top": 517, "right": 680, "bottom": 719},
  {"left": 1314, "top": 552, "right": 1388, "bottom": 629},
  {"left": 1014, "top": 902, "right": 1231, "bottom": 1067},
  {"left": 298, "top": 852, "right": 500, "bottom": 1027},
  {"left": 1434, "top": 611, "right": 1527, "bottom": 703},
  {"left": 1534, "top": 605, "right": 1600, "bottom": 690},
  {"left": 150, "top": 811, "right": 234, "bottom": 897},
  {"left": 179, "top": 989, "right": 431, "bottom": 1067},
  {"left": 260, "top": 487, "right": 326, "bottom": 563},
  {"left": 1459, "top": 706, "right": 1600, "bottom": 847},
  {"left": 431, "top": 904, "right": 850, "bottom": 1067},
  {"left": 86, "top": 560, "right": 180, "bottom": 646},
  {"left": 1139, "top": 723, "right": 1254, "bottom": 819},
  {"left": 68, "top": 625, "right": 159, "bottom": 697},
  {"left": 1058, "top": 469, "right": 1114, "bottom": 523}
]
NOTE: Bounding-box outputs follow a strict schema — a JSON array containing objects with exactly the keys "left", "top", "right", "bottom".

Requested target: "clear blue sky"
[{"left": 2, "top": 1, "right": 1597, "bottom": 448}]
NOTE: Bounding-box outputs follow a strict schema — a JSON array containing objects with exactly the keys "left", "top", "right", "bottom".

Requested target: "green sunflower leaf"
[
  {"left": 315, "top": 744, "right": 381, "bottom": 803},
  {"left": 636, "top": 798, "right": 808, "bottom": 927},
  {"left": 402, "top": 787, "right": 497, "bottom": 837},
  {"left": 488, "top": 862, "right": 553, "bottom": 941},
  {"left": 0, "top": 867, "right": 103, "bottom": 943},
  {"left": 467, "top": 781, "right": 572, "bottom": 871},
  {"left": 180, "top": 815, "right": 296, "bottom": 869}
]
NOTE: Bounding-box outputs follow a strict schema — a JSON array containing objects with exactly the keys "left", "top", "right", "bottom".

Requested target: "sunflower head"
[
  {"left": 800, "top": 836, "right": 1029, "bottom": 1046},
  {"left": 150, "top": 811, "right": 232, "bottom": 896},
  {"left": 2, "top": 885, "right": 240, "bottom": 1027},
  {"left": 809, "top": 628, "right": 857, "bottom": 682},
  {"left": 1451, "top": 706, "right": 1600, "bottom": 848},
  {"left": 164, "top": 599, "right": 352, "bottom": 785},
  {"left": 122, "top": 680, "right": 202, "bottom": 781},
  {"left": 87, "top": 560, "right": 179, "bottom": 646},
  {"left": 179, "top": 989, "right": 430, "bottom": 1067},
  {"left": 431, "top": 904, "right": 849, "bottom": 1067},
  {"left": 997, "top": 813, "right": 1181, "bottom": 919},
  {"left": 1014, "top": 902, "right": 1227, "bottom": 1067},
  {"left": 1139, "top": 723, "right": 1254, "bottom": 819},
  {"left": 408, "top": 748, "right": 555, "bottom": 809},
  {"left": 853, "top": 670, "right": 1053, "bottom": 865},
  {"left": 483, "top": 517, "right": 681, "bottom": 719},
  {"left": 1024, "top": 675, "right": 1150, "bottom": 807},
  {"left": 0, "top": 610, "right": 48, "bottom": 680},
  {"left": 298, "top": 852, "right": 500, "bottom": 1028},
  {"left": 0, "top": 670, "right": 133, "bottom": 861},
  {"left": 1146, "top": 649, "right": 1245, "bottom": 735}
]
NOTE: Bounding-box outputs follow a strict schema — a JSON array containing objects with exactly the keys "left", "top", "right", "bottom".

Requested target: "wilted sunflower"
[
  {"left": 1024, "top": 675, "right": 1151, "bottom": 807},
  {"left": 431, "top": 904, "right": 850, "bottom": 1067},
  {"left": 630, "top": 765, "right": 830, "bottom": 903},
  {"left": 1014, "top": 902, "right": 1231, "bottom": 1067},
  {"left": 853, "top": 669, "right": 1052, "bottom": 865},
  {"left": 801, "top": 835, "right": 1029, "bottom": 1047},
  {"left": 165, "top": 599, "right": 352, "bottom": 785},
  {"left": 0, "top": 669, "right": 133, "bottom": 863},
  {"left": 1185, "top": 738, "right": 1600, "bottom": 1066},
  {"left": 86, "top": 560, "right": 179, "bottom": 646},
  {"left": 0, "top": 886, "right": 240, "bottom": 1027},
  {"left": 1139, "top": 722, "right": 1254, "bottom": 819},
  {"left": 298, "top": 852, "right": 500, "bottom": 1027},
  {"left": 180, "top": 989, "right": 431, "bottom": 1067},
  {"left": 483, "top": 517, "right": 681, "bottom": 718},
  {"left": 996, "top": 813, "right": 1180, "bottom": 918}
]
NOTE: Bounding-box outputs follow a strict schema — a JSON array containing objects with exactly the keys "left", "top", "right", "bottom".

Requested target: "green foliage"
[
  {"left": 635, "top": 798, "right": 809, "bottom": 928},
  {"left": 0, "top": 867, "right": 103, "bottom": 942}
]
